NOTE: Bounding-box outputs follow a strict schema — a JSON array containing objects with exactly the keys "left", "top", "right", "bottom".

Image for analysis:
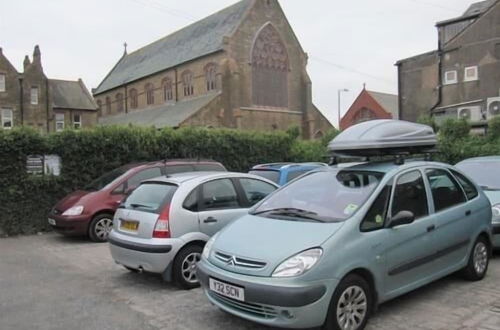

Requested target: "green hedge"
[{"left": 0, "top": 126, "right": 336, "bottom": 236}]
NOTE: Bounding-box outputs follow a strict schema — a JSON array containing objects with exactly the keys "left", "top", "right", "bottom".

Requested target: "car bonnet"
[{"left": 208, "top": 214, "right": 344, "bottom": 277}]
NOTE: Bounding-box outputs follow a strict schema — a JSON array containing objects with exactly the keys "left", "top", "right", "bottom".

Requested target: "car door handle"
[
  {"left": 465, "top": 210, "right": 471, "bottom": 216},
  {"left": 203, "top": 217, "right": 218, "bottom": 223},
  {"left": 427, "top": 225, "right": 436, "bottom": 232}
]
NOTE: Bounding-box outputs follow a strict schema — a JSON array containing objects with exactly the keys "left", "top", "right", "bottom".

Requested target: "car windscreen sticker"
[
  {"left": 344, "top": 203, "right": 358, "bottom": 215},
  {"left": 375, "top": 214, "right": 383, "bottom": 224}
]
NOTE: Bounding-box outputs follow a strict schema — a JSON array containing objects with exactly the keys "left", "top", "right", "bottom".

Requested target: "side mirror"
[{"left": 388, "top": 210, "right": 415, "bottom": 228}]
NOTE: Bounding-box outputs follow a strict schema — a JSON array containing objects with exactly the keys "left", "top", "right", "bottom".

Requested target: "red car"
[{"left": 48, "top": 160, "right": 226, "bottom": 242}]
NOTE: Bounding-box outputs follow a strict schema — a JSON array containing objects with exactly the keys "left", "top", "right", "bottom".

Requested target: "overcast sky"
[{"left": 0, "top": 0, "right": 475, "bottom": 127}]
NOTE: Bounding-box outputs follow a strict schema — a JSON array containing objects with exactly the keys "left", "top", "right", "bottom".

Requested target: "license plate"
[
  {"left": 48, "top": 218, "right": 56, "bottom": 226},
  {"left": 209, "top": 278, "right": 245, "bottom": 302},
  {"left": 120, "top": 220, "right": 139, "bottom": 231}
]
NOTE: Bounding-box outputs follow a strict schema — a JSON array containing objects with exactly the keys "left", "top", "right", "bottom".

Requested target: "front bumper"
[
  {"left": 108, "top": 231, "right": 179, "bottom": 274},
  {"left": 492, "top": 223, "right": 500, "bottom": 248},
  {"left": 197, "top": 259, "right": 337, "bottom": 329},
  {"left": 48, "top": 214, "right": 91, "bottom": 236}
]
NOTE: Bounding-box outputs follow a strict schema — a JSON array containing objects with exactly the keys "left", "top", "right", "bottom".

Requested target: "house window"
[
  {"left": 444, "top": 70, "right": 457, "bottom": 85},
  {"left": 73, "top": 114, "right": 81, "bottom": 129},
  {"left": 55, "top": 113, "right": 64, "bottom": 132},
  {"left": 116, "top": 93, "right": 124, "bottom": 112},
  {"left": 464, "top": 66, "right": 478, "bottom": 82},
  {"left": 252, "top": 24, "right": 289, "bottom": 108},
  {"left": 31, "top": 86, "right": 39, "bottom": 105},
  {"left": 1, "top": 108, "right": 13, "bottom": 129},
  {"left": 182, "top": 71, "right": 194, "bottom": 96},
  {"left": 129, "top": 89, "right": 138, "bottom": 109},
  {"left": 162, "top": 78, "right": 173, "bottom": 101},
  {"left": 145, "top": 83, "right": 154, "bottom": 105},
  {"left": 205, "top": 63, "right": 217, "bottom": 91},
  {"left": 96, "top": 100, "right": 102, "bottom": 114},
  {"left": 105, "top": 96, "right": 111, "bottom": 114},
  {"left": 0, "top": 74, "right": 5, "bottom": 92}
]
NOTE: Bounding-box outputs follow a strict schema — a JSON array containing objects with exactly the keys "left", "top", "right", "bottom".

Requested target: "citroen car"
[
  {"left": 108, "top": 172, "right": 278, "bottom": 289},
  {"left": 456, "top": 156, "right": 500, "bottom": 248}
]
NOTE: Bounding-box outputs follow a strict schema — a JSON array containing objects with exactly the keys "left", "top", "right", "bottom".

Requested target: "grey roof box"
[{"left": 328, "top": 120, "right": 437, "bottom": 157}]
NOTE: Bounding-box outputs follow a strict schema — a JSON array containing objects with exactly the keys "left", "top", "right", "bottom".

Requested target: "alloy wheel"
[
  {"left": 336, "top": 285, "right": 368, "bottom": 330},
  {"left": 473, "top": 241, "right": 488, "bottom": 275},
  {"left": 94, "top": 217, "right": 113, "bottom": 240},
  {"left": 181, "top": 252, "right": 201, "bottom": 284}
]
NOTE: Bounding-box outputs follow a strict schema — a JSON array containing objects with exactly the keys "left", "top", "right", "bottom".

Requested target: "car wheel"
[
  {"left": 461, "top": 236, "right": 489, "bottom": 281},
  {"left": 172, "top": 245, "right": 203, "bottom": 290},
  {"left": 88, "top": 213, "right": 113, "bottom": 242},
  {"left": 323, "top": 274, "right": 372, "bottom": 330}
]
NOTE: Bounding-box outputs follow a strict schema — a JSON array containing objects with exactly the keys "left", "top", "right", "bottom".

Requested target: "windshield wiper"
[
  {"left": 130, "top": 203, "right": 154, "bottom": 209},
  {"left": 252, "top": 208, "right": 325, "bottom": 222}
]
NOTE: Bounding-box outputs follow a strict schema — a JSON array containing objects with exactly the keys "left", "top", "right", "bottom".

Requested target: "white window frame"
[
  {"left": 464, "top": 66, "right": 478, "bottom": 82},
  {"left": 73, "top": 114, "right": 82, "bottom": 129},
  {"left": 444, "top": 70, "right": 458, "bottom": 85},
  {"left": 31, "top": 86, "right": 39, "bottom": 105},
  {"left": 2, "top": 108, "right": 13, "bottom": 129},
  {"left": 0, "top": 73, "right": 6, "bottom": 92},
  {"left": 55, "top": 113, "right": 64, "bottom": 132}
]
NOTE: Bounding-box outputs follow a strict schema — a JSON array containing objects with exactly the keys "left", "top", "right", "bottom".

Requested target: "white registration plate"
[
  {"left": 48, "top": 218, "right": 56, "bottom": 225},
  {"left": 209, "top": 278, "right": 245, "bottom": 302}
]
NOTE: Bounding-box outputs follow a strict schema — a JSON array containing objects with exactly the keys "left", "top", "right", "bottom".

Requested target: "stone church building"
[
  {"left": 94, "top": 0, "right": 332, "bottom": 139},
  {"left": 0, "top": 46, "right": 97, "bottom": 133}
]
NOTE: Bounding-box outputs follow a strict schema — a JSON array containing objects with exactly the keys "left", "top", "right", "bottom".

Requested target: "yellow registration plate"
[{"left": 120, "top": 220, "right": 139, "bottom": 231}]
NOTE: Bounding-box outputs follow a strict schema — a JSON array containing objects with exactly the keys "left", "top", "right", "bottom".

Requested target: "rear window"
[
  {"left": 286, "top": 170, "right": 309, "bottom": 182},
  {"left": 249, "top": 170, "right": 280, "bottom": 184},
  {"left": 123, "top": 183, "right": 177, "bottom": 214}
]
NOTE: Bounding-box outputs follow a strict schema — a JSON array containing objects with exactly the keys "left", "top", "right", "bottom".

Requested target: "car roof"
[
  {"left": 141, "top": 171, "right": 278, "bottom": 186},
  {"left": 251, "top": 162, "right": 328, "bottom": 171},
  {"left": 125, "top": 159, "right": 225, "bottom": 171},
  {"left": 456, "top": 156, "right": 500, "bottom": 164}
]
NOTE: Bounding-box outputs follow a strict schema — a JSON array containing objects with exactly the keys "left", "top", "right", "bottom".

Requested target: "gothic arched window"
[
  {"left": 145, "top": 83, "right": 154, "bottom": 105},
  {"left": 162, "top": 77, "right": 173, "bottom": 101},
  {"left": 116, "top": 93, "right": 124, "bottom": 112},
  {"left": 252, "top": 24, "right": 289, "bottom": 108},
  {"left": 105, "top": 96, "right": 111, "bottom": 114},
  {"left": 205, "top": 63, "right": 217, "bottom": 91},
  {"left": 182, "top": 71, "right": 194, "bottom": 96},
  {"left": 96, "top": 100, "right": 102, "bottom": 115},
  {"left": 129, "top": 89, "right": 138, "bottom": 109}
]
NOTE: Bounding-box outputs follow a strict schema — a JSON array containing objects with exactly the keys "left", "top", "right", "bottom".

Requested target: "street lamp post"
[{"left": 337, "top": 88, "right": 349, "bottom": 130}]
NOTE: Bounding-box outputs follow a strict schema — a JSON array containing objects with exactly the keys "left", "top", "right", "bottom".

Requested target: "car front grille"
[
  {"left": 214, "top": 251, "right": 267, "bottom": 269},
  {"left": 209, "top": 291, "right": 277, "bottom": 319}
]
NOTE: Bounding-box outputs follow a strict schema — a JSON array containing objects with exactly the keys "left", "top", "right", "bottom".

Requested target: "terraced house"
[
  {"left": 94, "top": 0, "right": 332, "bottom": 139},
  {"left": 0, "top": 46, "right": 97, "bottom": 133}
]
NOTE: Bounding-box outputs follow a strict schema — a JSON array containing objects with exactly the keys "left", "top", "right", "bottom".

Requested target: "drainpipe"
[{"left": 19, "top": 77, "right": 24, "bottom": 125}]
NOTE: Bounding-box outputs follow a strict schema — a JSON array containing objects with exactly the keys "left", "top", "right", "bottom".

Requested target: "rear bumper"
[
  {"left": 197, "top": 259, "right": 335, "bottom": 329},
  {"left": 108, "top": 231, "right": 179, "bottom": 274},
  {"left": 48, "top": 214, "right": 91, "bottom": 236}
]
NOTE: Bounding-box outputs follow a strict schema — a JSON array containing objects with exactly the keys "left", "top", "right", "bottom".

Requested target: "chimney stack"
[
  {"left": 23, "top": 55, "right": 31, "bottom": 70},
  {"left": 33, "top": 45, "right": 41, "bottom": 65}
]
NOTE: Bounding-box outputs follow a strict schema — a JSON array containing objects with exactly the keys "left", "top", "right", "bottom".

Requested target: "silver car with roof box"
[{"left": 108, "top": 172, "right": 278, "bottom": 289}]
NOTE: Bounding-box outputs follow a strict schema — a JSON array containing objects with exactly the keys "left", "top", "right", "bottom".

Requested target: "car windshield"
[
  {"left": 123, "top": 183, "right": 178, "bottom": 213},
  {"left": 84, "top": 166, "right": 131, "bottom": 191},
  {"left": 251, "top": 169, "right": 384, "bottom": 222},
  {"left": 456, "top": 161, "right": 500, "bottom": 190},
  {"left": 249, "top": 170, "right": 280, "bottom": 184}
]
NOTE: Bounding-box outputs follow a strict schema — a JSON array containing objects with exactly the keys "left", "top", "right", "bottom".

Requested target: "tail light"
[{"left": 153, "top": 204, "right": 170, "bottom": 238}]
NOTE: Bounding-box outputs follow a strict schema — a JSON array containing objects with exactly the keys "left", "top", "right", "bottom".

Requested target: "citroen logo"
[{"left": 227, "top": 256, "right": 237, "bottom": 266}]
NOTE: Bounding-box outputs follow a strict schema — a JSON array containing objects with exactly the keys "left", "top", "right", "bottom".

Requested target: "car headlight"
[
  {"left": 492, "top": 204, "right": 500, "bottom": 222},
  {"left": 202, "top": 233, "right": 218, "bottom": 260},
  {"left": 272, "top": 248, "right": 323, "bottom": 278},
  {"left": 62, "top": 205, "right": 84, "bottom": 216}
]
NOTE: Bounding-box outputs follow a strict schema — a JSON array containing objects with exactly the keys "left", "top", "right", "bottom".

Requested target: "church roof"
[
  {"left": 366, "top": 90, "right": 398, "bottom": 119},
  {"left": 93, "top": 0, "right": 253, "bottom": 95},
  {"left": 98, "top": 93, "right": 219, "bottom": 128},
  {"left": 50, "top": 79, "right": 97, "bottom": 110}
]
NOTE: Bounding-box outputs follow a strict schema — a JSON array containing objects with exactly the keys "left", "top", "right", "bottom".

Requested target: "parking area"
[{"left": 1, "top": 233, "right": 500, "bottom": 330}]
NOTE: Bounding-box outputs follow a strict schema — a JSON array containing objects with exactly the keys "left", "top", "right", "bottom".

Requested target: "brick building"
[
  {"left": 340, "top": 87, "right": 398, "bottom": 130},
  {"left": 0, "top": 46, "right": 97, "bottom": 133},
  {"left": 94, "top": 0, "right": 332, "bottom": 139},
  {"left": 396, "top": 0, "right": 500, "bottom": 125}
]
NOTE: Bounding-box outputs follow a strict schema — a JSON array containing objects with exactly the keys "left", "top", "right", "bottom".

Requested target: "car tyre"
[
  {"left": 323, "top": 274, "right": 373, "bottom": 330},
  {"left": 173, "top": 245, "right": 203, "bottom": 290},
  {"left": 461, "top": 236, "right": 489, "bottom": 281},
  {"left": 88, "top": 213, "right": 113, "bottom": 242}
]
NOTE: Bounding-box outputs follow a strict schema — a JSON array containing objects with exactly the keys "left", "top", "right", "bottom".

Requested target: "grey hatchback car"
[
  {"left": 108, "top": 172, "right": 278, "bottom": 289},
  {"left": 197, "top": 161, "right": 493, "bottom": 330}
]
